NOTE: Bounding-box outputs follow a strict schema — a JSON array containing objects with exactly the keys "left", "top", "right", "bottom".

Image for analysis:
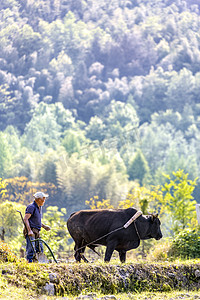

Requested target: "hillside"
[{"left": 1, "top": 0, "right": 200, "bottom": 213}]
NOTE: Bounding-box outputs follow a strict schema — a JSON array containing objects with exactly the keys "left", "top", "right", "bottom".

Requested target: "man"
[{"left": 24, "top": 191, "right": 51, "bottom": 262}]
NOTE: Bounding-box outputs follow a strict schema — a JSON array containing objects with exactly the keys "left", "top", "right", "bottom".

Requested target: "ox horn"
[
  {"left": 148, "top": 212, "right": 158, "bottom": 221},
  {"left": 152, "top": 213, "right": 158, "bottom": 218}
]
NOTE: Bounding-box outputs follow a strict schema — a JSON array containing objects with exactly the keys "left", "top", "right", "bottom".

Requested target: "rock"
[
  {"left": 168, "top": 272, "right": 175, "bottom": 278},
  {"left": 76, "top": 295, "right": 94, "bottom": 299},
  {"left": 195, "top": 269, "right": 200, "bottom": 278},
  {"left": 99, "top": 296, "right": 117, "bottom": 300},
  {"left": 49, "top": 272, "right": 59, "bottom": 283},
  {"left": 43, "top": 282, "right": 55, "bottom": 295}
]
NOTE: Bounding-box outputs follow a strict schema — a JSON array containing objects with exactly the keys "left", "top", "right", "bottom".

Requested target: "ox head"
[{"left": 148, "top": 213, "right": 162, "bottom": 240}]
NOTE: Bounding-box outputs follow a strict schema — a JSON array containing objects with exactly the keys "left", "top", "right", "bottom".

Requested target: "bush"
[
  {"left": 168, "top": 228, "right": 200, "bottom": 259},
  {"left": 147, "top": 240, "right": 171, "bottom": 261},
  {"left": 0, "top": 241, "right": 18, "bottom": 262}
]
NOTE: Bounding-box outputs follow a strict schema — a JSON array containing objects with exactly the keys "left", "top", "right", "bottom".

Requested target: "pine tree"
[{"left": 128, "top": 150, "right": 150, "bottom": 186}]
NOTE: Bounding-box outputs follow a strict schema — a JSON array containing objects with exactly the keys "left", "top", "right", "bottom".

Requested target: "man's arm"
[
  {"left": 41, "top": 223, "right": 51, "bottom": 231},
  {"left": 24, "top": 214, "right": 34, "bottom": 236}
]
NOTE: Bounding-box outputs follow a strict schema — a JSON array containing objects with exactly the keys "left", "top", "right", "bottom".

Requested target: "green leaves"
[
  {"left": 169, "top": 228, "right": 200, "bottom": 259},
  {"left": 0, "top": 132, "right": 12, "bottom": 178},
  {"left": 42, "top": 206, "right": 70, "bottom": 254},
  {"left": 161, "top": 170, "right": 198, "bottom": 235},
  {"left": 0, "top": 201, "right": 26, "bottom": 249},
  {"left": 128, "top": 150, "right": 150, "bottom": 186}
]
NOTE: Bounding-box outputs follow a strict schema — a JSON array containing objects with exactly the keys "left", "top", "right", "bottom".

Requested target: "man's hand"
[
  {"left": 28, "top": 229, "right": 34, "bottom": 236},
  {"left": 42, "top": 225, "right": 51, "bottom": 231}
]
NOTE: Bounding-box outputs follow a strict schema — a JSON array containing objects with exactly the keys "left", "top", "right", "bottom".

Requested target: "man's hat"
[{"left": 33, "top": 192, "right": 49, "bottom": 199}]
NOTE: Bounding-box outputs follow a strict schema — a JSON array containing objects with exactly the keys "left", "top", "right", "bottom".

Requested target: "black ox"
[{"left": 67, "top": 207, "right": 162, "bottom": 263}]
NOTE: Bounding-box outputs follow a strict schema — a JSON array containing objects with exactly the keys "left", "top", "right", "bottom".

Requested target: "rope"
[{"left": 75, "top": 226, "right": 124, "bottom": 253}]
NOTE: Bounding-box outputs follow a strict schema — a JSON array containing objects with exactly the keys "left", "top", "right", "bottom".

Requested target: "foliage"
[
  {"left": 41, "top": 206, "right": 70, "bottom": 255},
  {"left": 118, "top": 185, "right": 162, "bottom": 215},
  {"left": 22, "top": 102, "right": 76, "bottom": 154},
  {"left": 168, "top": 228, "right": 200, "bottom": 259},
  {"left": 0, "top": 177, "right": 7, "bottom": 198},
  {"left": 148, "top": 240, "right": 171, "bottom": 262},
  {"left": 56, "top": 152, "right": 129, "bottom": 213},
  {"left": 0, "top": 176, "right": 57, "bottom": 206},
  {"left": 0, "top": 201, "right": 26, "bottom": 252},
  {"left": 161, "top": 170, "right": 198, "bottom": 235},
  {"left": 85, "top": 195, "right": 114, "bottom": 209},
  {"left": 128, "top": 150, "right": 150, "bottom": 186},
  {"left": 1, "top": 0, "right": 200, "bottom": 241},
  {"left": 0, "top": 241, "right": 18, "bottom": 262},
  {"left": 0, "top": 131, "right": 12, "bottom": 178}
]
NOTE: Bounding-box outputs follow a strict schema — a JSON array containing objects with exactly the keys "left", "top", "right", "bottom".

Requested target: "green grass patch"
[{"left": 1, "top": 260, "right": 200, "bottom": 298}]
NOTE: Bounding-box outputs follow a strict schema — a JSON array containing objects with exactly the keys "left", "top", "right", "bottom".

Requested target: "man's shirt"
[{"left": 25, "top": 201, "right": 42, "bottom": 230}]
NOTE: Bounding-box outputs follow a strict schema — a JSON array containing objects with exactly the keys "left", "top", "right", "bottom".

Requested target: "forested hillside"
[{"left": 1, "top": 0, "right": 200, "bottom": 215}]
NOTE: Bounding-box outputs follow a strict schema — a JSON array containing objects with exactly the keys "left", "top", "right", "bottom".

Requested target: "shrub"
[
  {"left": 147, "top": 240, "right": 171, "bottom": 261},
  {"left": 0, "top": 241, "right": 18, "bottom": 262},
  {"left": 168, "top": 228, "right": 200, "bottom": 259}
]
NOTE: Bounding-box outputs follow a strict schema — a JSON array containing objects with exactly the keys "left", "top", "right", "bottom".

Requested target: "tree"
[
  {"left": 128, "top": 150, "right": 150, "bottom": 186},
  {"left": 118, "top": 184, "right": 163, "bottom": 215},
  {"left": 161, "top": 170, "right": 197, "bottom": 235},
  {"left": 0, "top": 201, "right": 26, "bottom": 251},
  {"left": 103, "top": 100, "right": 139, "bottom": 150},
  {"left": 62, "top": 130, "right": 82, "bottom": 156},
  {"left": 3, "top": 126, "right": 21, "bottom": 156},
  {"left": 22, "top": 102, "right": 76, "bottom": 153},
  {"left": 85, "top": 195, "right": 113, "bottom": 210},
  {"left": 42, "top": 206, "right": 70, "bottom": 255},
  {"left": 0, "top": 178, "right": 7, "bottom": 199},
  {"left": 0, "top": 84, "right": 19, "bottom": 131},
  {"left": 37, "top": 150, "right": 58, "bottom": 185},
  {"left": 13, "top": 24, "right": 42, "bottom": 57},
  {"left": 0, "top": 132, "right": 12, "bottom": 178},
  {"left": 86, "top": 116, "right": 106, "bottom": 142},
  {"left": 0, "top": 176, "right": 57, "bottom": 207},
  {"left": 165, "top": 68, "right": 195, "bottom": 112},
  {"left": 56, "top": 150, "right": 129, "bottom": 214},
  {"left": 22, "top": 109, "right": 61, "bottom": 153}
]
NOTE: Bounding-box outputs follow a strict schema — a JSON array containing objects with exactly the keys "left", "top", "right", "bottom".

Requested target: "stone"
[
  {"left": 195, "top": 269, "right": 200, "bottom": 278},
  {"left": 43, "top": 282, "right": 55, "bottom": 296},
  {"left": 76, "top": 295, "right": 94, "bottom": 299},
  {"left": 99, "top": 296, "right": 117, "bottom": 300},
  {"left": 49, "top": 272, "right": 59, "bottom": 283}
]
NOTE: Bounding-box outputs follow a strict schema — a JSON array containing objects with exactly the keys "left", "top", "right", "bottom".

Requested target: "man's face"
[{"left": 36, "top": 197, "right": 46, "bottom": 206}]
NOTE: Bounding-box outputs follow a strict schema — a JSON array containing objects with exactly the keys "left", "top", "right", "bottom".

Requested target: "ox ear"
[
  {"left": 150, "top": 213, "right": 158, "bottom": 221},
  {"left": 153, "top": 213, "right": 158, "bottom": 218}
]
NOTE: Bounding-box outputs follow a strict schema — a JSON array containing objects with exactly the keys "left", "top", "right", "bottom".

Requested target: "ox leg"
[
  {"left": 74, "top": 239, "right": 89, "bottom": 263},
  {"left": 104, "top": 241, "right": 117, "bottom": 262},
  {"left": 119, "top": 250, "right": 126, "bottom": 263},
  {"left": 80, "top": 253, "right": 89, "bottom": 263},
  {"left": 74, "top": 244, "right": 82, "bottom": 262},
  {"left": 74, "top": 240, "right": 86, "bottom": 262}
]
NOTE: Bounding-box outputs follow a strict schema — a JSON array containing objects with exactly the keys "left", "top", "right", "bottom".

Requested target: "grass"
[
  {"left": 1, "top": 256, "right": 200, "bottom": 299},
  {"left": 0, "top": 260, "right": 200, "bottom": 300},
  {"left": 1, "top": 279, "right": 200, "bottom": 300}
]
